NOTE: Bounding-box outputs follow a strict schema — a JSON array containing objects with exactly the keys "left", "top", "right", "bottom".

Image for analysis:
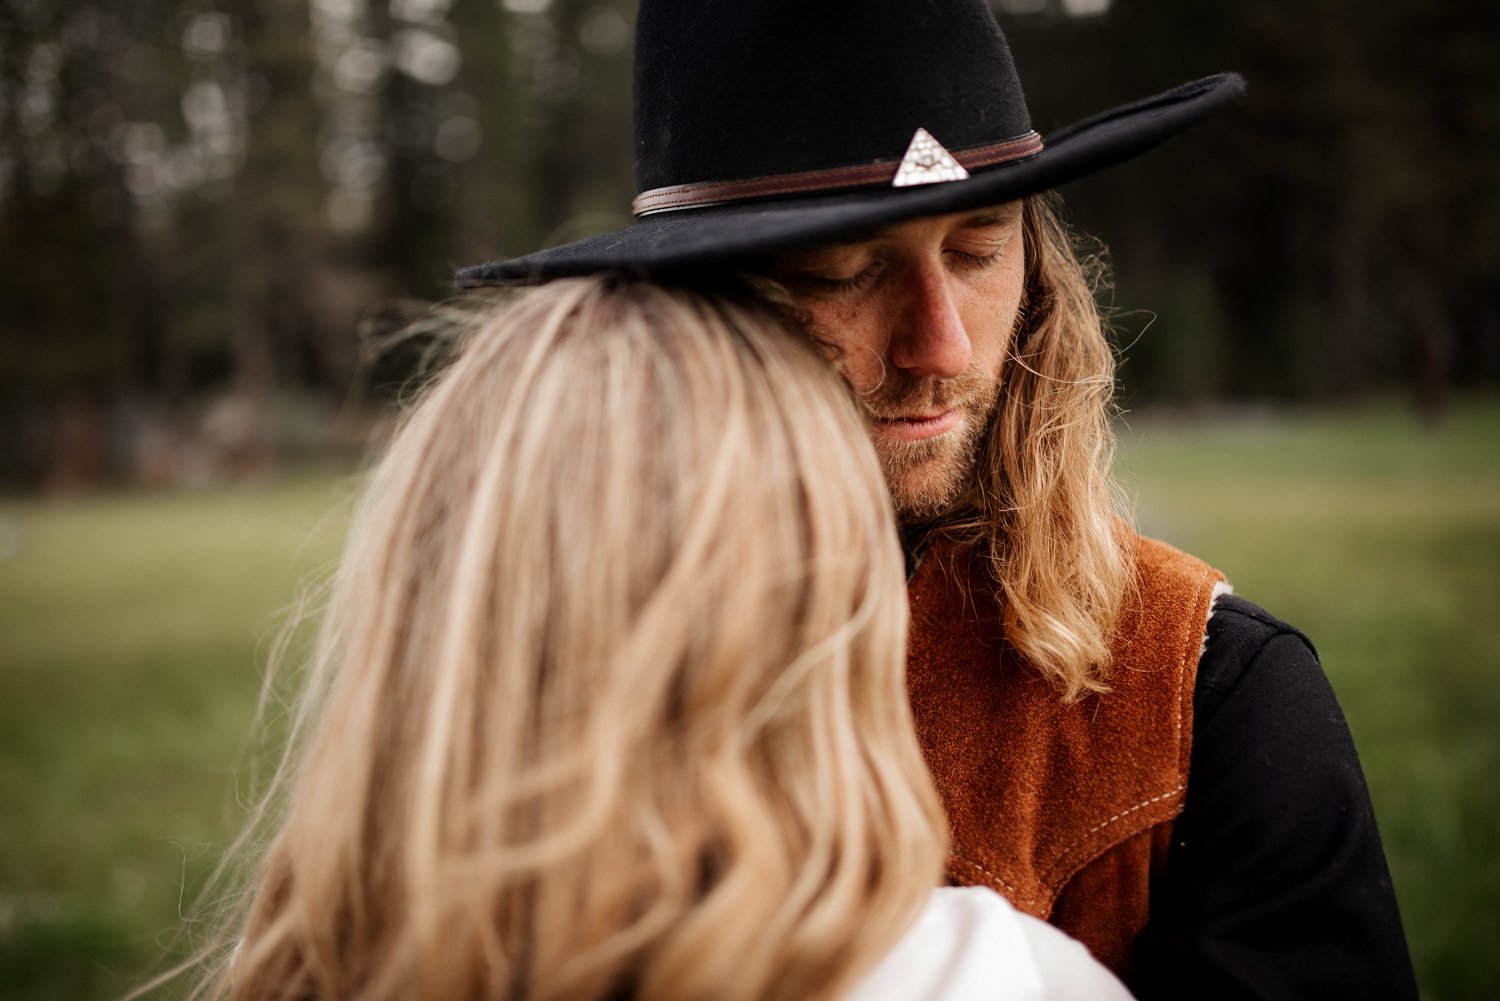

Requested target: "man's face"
[{"left": 765, "top": 203, "right": 1026, "bottom": 522}]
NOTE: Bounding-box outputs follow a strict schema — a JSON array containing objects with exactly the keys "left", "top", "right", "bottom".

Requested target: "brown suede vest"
[{"left": 906, "top": 533, "right": 1224, "bottom": 977}]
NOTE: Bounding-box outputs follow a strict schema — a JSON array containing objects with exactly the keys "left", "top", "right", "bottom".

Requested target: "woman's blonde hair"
[
  {"left": 190, "top": 277, "right": 945, "bottom": 1001},
  {"left": 959, "top": 192, "right": 1130, "bottom": 699}
]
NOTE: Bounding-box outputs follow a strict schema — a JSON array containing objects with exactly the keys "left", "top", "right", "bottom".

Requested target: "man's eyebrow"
[
  {"left": 785, "top": 205, "right": 1023, "bottom": 257},
  {"left": 956, "top": 205, "right": 1023, "bottom": 229},
  {"left": 863, "top": 206, "right": 1024, "bottom": 241}
]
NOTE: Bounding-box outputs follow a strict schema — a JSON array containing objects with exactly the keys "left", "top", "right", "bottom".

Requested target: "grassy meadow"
[
  {"left": 1, "top": 401, "right": 1497, "bottom": 999},
  {"left": 0, "top": 477, "right": 356, "bottom": 1000}
]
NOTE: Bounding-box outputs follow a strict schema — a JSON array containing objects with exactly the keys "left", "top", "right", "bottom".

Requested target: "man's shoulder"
[
  {"left": 1198, "top": 592, "right": 1320, "bottom": 712},
  {"left": 1206, "top": 593, "right": 1315, "bottom": 652},
  {"left": 1109, "top": 533, "right": 1225, "bottom": 682},
  {"left": 1124, "top": 535, "right": 1320, "bottom": 699},
  {"left": 1129, "top": 532, "right": 1223, "bottom": 592}
]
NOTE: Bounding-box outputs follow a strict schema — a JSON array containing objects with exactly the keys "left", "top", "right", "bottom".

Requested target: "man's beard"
[{"left": 862, "top": 367, "right": 1001, "bottom": 524}]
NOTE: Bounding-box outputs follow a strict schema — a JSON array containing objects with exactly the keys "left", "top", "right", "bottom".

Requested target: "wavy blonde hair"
[
  {"left": 178, "top": 277, "right": 945, "bottom": 1001},
  {"left": 949, "top": 192, "right": 1129, "bottom": 699}
]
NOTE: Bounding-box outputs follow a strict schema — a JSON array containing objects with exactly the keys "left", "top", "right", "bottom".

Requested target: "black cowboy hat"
[{"left": 456, "top": 0, "right": 1243, "bottom": 287}]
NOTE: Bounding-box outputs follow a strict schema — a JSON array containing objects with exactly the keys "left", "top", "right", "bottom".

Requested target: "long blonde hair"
[
  {"left": 939, "top": 192, "right": 1130, "bottom": 699},
  {"left": 754, "top": 193, "right": 1130, "bottom": 699},
  {"left": 194, "top": 278, "right": 945, "bottom": 1001}
]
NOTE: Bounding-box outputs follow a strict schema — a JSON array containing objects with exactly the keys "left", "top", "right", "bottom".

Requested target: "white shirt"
[{"left": 845, "top": 886, "right": 1136, "bottom": 1001}]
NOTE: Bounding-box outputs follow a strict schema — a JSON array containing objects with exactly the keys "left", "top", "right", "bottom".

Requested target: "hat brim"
[{"left": 456, "top": 73, "right": 1244, "bottom": 287}]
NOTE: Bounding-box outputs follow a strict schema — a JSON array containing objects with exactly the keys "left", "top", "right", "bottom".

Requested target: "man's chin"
[
  {"left": 885, "top": 463, "right": 970, "bottom": 524},
  {"left": 870, "top": 401, "right": 993, "bottom": 525}
]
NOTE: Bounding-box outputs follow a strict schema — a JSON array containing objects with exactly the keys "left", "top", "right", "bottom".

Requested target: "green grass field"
[
  {"left": 1, "top": 402, "right": 1496, "bottom": 1000},
  {"left": 0, "top": 477, "right": 356, "bottom": 1000}
]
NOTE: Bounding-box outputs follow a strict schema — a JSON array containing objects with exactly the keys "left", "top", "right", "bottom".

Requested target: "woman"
[{"left": 188, "top": 277, "right": 1130, "bottom": 1001}]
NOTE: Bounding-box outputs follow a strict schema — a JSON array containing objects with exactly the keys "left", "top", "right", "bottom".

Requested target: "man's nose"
[{"left": 889, "top": 265, "right": 972, "bottom": 380}]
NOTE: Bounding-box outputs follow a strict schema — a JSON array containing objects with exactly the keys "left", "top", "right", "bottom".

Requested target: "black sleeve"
[{"left": 1127, "top": 595, "right": 1419, "bottom": 1001}]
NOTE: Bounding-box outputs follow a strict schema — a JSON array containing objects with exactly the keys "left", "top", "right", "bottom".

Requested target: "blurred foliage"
[
  {"left": 2, "top": 0, "right": 1498, "bottom": 488},
  {"left": 1001, "top": 0, "right": 1500, "bottom": 410},
  {"left": 0, "top": 0, "right": 635, "bottom": 488},
  {"left": 2, "top": 0, "right": 1498, "bottom": 489}
]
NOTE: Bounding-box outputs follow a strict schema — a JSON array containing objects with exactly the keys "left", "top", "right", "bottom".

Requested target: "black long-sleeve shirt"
[{"left": 1128, "top": 595, "right": 1419, "bottom": 1000}]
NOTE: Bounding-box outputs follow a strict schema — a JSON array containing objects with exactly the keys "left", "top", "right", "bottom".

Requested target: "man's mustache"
[{"left": 862, "top": 370, "right": 994, "bottom": 421}]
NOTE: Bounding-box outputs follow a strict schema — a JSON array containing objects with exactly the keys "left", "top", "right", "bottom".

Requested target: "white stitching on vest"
[
  {"left": 948, "top": 851, "right": 1035, "bottom": 908},
  {"left": 1042, "top": 562, "right": 1218, "bottom": 883}
]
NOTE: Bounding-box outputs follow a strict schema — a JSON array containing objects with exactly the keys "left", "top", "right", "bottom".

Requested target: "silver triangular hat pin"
[{"left": 891, "top": 128, "right": 970, "bottom": 187}]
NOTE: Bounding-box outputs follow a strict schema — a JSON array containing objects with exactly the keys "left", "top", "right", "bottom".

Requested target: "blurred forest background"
[
  {"left": 1, "top": 1, "right": 1498, "bottom": 1000},
  {"left": 1, "top": 0, "right": 1498, "bottom": 488}
]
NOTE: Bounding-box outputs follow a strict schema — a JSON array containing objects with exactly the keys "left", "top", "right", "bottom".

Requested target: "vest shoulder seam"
[
  {"left": 1038, "top": 782, "right": 1187, "bottom": 888},
  {"left": 948, "top": 851, "right": 1035, "bottom": 908},
  {"left": 1032, "top": 554, "right": 1218, "bottom": 902}
]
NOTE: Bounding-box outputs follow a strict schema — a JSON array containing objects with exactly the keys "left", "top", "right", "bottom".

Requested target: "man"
[{"left": 457, "top": 1, "right": 1418, "bottom": 996}]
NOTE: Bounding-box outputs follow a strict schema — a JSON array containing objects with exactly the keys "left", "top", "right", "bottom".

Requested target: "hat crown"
[{"left": 632, "top": 0, "right": 1033, "bottom": 194}]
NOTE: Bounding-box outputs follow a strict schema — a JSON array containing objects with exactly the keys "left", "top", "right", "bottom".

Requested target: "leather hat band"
[{"left": 632, "top": 130, "right": 1044, "bottom": 217}]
